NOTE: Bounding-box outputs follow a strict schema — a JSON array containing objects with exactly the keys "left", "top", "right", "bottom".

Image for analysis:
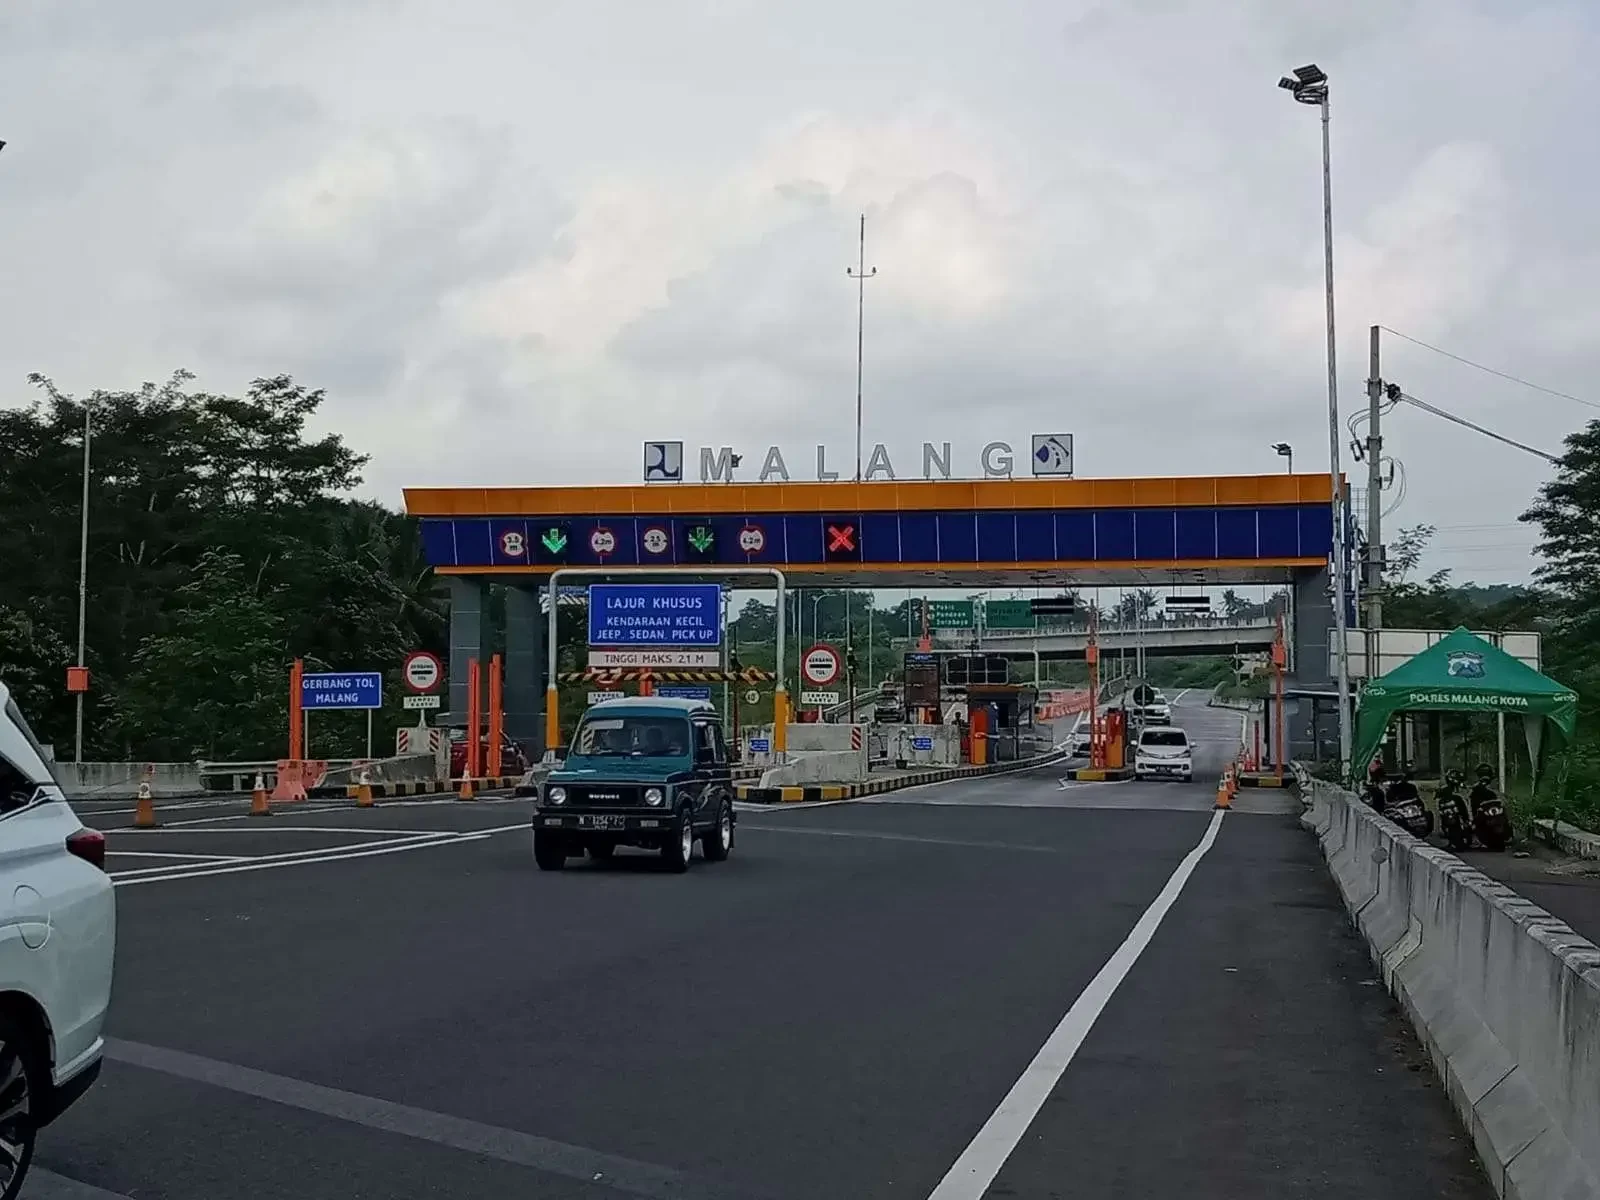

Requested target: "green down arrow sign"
[
  {"left": 541, "top": 527, "right": 568, "bottom": 554},
  {"left": 687, "top": 526, "right": 715, "bottom": 553}
]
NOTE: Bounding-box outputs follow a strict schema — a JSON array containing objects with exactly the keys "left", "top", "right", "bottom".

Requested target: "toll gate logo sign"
[{"left": 587, "top": 583, "right": 722, "bottom": 647}]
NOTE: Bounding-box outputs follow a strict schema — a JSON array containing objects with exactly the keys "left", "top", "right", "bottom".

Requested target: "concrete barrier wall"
[
  {"left": 1304, "top": 779, "right": 1600, "bottom": 1199},
  {"left": 759, "top": 749, "right": 868, "bottom": 787},
  {"left": 875, "top": 724, "right": 961, "bottom": 766},
  {"left": 52, "top": 761, "right": 204, "bottom": 799}
]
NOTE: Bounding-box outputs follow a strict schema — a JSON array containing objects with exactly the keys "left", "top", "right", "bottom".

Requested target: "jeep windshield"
[{"left": 569, "top": 714, "right": 692, "bottom": 760}]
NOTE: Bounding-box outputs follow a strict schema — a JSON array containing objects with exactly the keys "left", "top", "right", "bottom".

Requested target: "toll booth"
[{"left": 966, "top": 685, "right": 1039, "bottom": 761}]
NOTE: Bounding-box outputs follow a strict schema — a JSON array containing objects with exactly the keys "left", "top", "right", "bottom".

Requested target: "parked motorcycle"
[
  {"left": 1385, "top": 765, "right": 1434, "bottom": 840},
  {"left": 1435, "top": 769, "right": 1473, "bottom": 852},
  {"left": 1361, "top": 760, "right": 1389, "bottom": 812},
  {"left": 1469, "top": 764, "right": 1512, "bottom": 851}
]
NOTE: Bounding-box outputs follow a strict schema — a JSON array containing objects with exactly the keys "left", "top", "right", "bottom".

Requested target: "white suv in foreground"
[
  {"left": 1133, "top": 725, "right": 1193, "bottom": 783},
  {"left": 0, "top": 683, "right": 116, "bottom": 1200}
]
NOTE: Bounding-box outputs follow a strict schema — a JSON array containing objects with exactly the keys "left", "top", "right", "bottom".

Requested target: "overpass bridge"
[{"left": 906, "top": 615, "right": 1277, "bottom": 659}]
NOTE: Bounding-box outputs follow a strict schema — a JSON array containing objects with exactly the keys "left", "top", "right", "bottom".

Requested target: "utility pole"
[
  {"left": 847, "top": 214, "right": 877, "bottom": 483},
  {"left": 74, "top": 398, "right": 93, "bottom": 763},
  {"left": 1364, "top": 325, "right": 1385, "bottom": 631}
]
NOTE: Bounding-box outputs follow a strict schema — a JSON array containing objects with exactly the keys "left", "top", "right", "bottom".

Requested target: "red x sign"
[{"left": 827, "top": 523, "right": 856, "bottom": 552}]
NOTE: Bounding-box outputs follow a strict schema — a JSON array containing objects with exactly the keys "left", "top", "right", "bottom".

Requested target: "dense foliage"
[{"left": 0, "top": 373, "right": 443, "bottom": 761}]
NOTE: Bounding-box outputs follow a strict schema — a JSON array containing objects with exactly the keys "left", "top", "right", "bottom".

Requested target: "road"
[{"left": 31, "top": 690, "right": 1489, "bottom": 1199}]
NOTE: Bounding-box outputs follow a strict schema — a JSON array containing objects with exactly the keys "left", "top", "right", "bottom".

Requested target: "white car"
[
  {"left": 0, "top": 683, "right": 116, "bottom": 1200},
  {"left": 1134, "top": 725, "right": 1193, "bottom": 782},
  {"left": 1061, "top": 712, "right": 1092, "bottom": 757}
]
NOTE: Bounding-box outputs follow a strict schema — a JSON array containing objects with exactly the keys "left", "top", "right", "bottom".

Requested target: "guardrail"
[{"left": 1302, "top": 775, "right": 1600, "bottom": 1198}]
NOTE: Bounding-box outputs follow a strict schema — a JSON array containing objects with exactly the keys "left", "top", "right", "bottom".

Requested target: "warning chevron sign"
[{"left": 557, "top": 668, "right": 773, "bottom": 684}]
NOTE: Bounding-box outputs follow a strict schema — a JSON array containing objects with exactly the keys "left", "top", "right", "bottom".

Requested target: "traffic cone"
[
  {"left": 355, "top": 768, "right": 374, "bottom": 808},
  {"left": 1214, "top": 772, "right": 1232, "bottom": 810},
  {"left": 249, "top": 772, "right": 272, "bottom": 817},
  {"left": 457, "top": 775, "right": 475, "bottom": 802},
  {"left": 134, "top": 778, "right": 158, "bottom": 828}
]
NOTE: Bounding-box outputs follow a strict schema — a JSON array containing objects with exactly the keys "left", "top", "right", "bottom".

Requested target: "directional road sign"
[
  {"left": 302, "top": 672, "right": 383, "bottom": 710},
  {"left": 588, "top": 583, "right": 722, "bottom": 647},
  {"left": 915, "top": 599, "right": 975, "bottom": 629},
  {"left": 984, "top": 600, "right": 1035, "bottom": 629},
  {"left": 657, "top": 685, "right": 713, "bottom": 701}
]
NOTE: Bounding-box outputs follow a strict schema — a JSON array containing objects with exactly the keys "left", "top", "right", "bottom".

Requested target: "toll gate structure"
[{"left": 404, "top": 472, "right": 1346, "bottom": 756}]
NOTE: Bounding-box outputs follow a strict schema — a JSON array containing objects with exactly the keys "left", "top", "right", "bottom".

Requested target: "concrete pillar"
[
  {"left": 504, "top": 584, "right": 546, "bottom": 758},
  {"left": 448, "top": 577, "right": 491, "bottom": 720}
]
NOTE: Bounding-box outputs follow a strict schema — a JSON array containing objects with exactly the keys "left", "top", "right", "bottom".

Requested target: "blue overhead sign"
[
  {"left": 657, "top": 685, "right": 713, "bottom": 701},
  {"left": 588, "top": 584, "right": 722, "bottom": 647},
  {"left": 302, "top": 672, "right": 383, "bottom": 710}
]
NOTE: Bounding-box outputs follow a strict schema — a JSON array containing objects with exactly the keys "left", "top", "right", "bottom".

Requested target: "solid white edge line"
[
  {"left": 925, "top": 807, "right": 1227, "bottom": 1200},
  {"left": 104, "top": 851, "right": 256, "bottom": 862}
]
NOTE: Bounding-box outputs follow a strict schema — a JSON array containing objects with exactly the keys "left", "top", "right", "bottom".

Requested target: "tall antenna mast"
[{"left": 847, "top": 213, "right": 877, "bottom": 482}]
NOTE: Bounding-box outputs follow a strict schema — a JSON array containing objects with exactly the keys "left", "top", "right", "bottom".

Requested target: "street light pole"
[
  {"left": 74, "top": 398, "right": 93, "bottom": 763},
  {"left": 847, "top": 214, "right": 877, "bottom": 483},
  {"left": 1274, "top": 442, "right": 1294, "bottom": 474},
  {"left": 1281, "top": 62, "right": 1353, "bottom": 774}
]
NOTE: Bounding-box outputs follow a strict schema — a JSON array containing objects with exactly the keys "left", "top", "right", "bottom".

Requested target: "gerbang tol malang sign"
[{"left": 642, "top": 435, "right": 1074, "bottom": 484}]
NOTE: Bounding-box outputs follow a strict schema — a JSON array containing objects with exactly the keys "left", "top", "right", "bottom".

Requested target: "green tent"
[{"left": 1351, "top": 627, "right": 1578, "bottom": 782}]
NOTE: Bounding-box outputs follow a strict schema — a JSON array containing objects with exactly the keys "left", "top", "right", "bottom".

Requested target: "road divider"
[
  {"left": 1302, "top": 776, "right": 1600, "bottom": 1199},
  {"left": 737, "top": 749, "right": 1066, "bottom": 804}
]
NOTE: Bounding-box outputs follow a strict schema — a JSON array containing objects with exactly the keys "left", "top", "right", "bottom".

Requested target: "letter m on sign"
[{"left": 700, "top": 447, "right": 737, "bottom": 482}]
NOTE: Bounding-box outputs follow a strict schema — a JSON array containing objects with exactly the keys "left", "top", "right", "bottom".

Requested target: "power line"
[
  {"left": 1395, "top": 390, "right": 1561, "bottom": 464},
  {"left": 1380, "top": 327, "right": 1600, "bottom": 411}
]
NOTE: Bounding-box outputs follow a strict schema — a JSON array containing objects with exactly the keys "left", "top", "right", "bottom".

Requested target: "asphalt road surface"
[{"left": 33, "top": 692, "right": 1489, "bottom": 1199}]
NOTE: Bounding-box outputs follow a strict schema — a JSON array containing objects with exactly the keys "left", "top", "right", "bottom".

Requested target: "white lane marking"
[
  {"left": 112, "top": 831, "right": 496, "bottom": 886},
  {"left": 114, "top": 825, "right": 485, "bottom": 837},
  {"left": 1173, "top": 688, "right": 1190, "bottom": 704},
  {"left": 108, "top": 831, "right": 467, "bottom": 878},
  {"left": 926, "top": 807, "right": 1227, "bottom": 1200},
  {"left": 105, "top": 850, "right": 255, "bottom": 862}
]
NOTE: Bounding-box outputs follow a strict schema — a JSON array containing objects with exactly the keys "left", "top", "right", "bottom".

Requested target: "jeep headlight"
[
  {"left": 643, "top": 787, "right": 665, "bottom": 807},
  {"left": 547, "top": 786, "right": 567, "bottom": 806}
]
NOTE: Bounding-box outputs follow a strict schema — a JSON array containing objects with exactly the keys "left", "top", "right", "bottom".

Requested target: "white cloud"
[{"left": 2, "top": 0, "right": 1596, "bottom": 584}]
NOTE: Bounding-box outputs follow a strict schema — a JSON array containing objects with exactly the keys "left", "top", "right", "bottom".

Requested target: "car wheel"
[
  {"left": 660, "top": 808, "right": 694, "bottom": 873},
  {"left": 701, "top": 800, "right": 733, "bottom": 863},
  {"left": 533, "top": 831, "right": 567, "bottom": 871},
  {"left": 586, "top": 841, "right": 615, "bottom": 861},
  {"left": 1182, "top": 774, "right": 1193, "bottom": 784},
  {"left": 0, "top": 1015, "right": 40, "bottom": 1200}
]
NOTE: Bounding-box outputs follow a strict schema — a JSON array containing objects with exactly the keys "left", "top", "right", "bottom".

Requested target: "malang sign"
[{"left": 642, "top": 435, "right": 1074, "bottom": 484}]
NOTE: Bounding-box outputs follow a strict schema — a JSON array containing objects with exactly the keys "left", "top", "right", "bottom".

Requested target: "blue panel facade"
[
  {"left": 1016, "top": 511, "right": 1055, "bottom": 561},
  {"left": 1096, "top": 510, "right": 1135, "bottom": 560},
  {"left": 420, "top": 503, "right": 1332, "bottom": 570},
  {"left": 937, "top": 512, "right": 977, "bottom": 562},
  {"left": 900, "top": 512, "right": 939, "bottom": 561},
  {"left": 1216, "top": 508, "right": 1258, "bottom": 558},
  {"left": 1134, "top": 509, "right": 1176, "bottom": 561},
  {"left": 1057, "top": 512, "right": 1095, "bottom": 560},
  {"left": 1175, "top": 508, "right": 1217, "bottom": 559},
  {"left": 975, "top": 512, "right": 1016, "bottom": 563}
]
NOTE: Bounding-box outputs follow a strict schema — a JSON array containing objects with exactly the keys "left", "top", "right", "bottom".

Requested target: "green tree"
[
  {"left": 110, "top": 550, "right": 290, "bottom": 760},
  {"left": 0, "top": 371, "right": 441, "bottom": 759}
]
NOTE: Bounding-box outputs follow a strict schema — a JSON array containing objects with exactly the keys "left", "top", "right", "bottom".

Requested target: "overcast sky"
[{"left": 5, "top": 0, "right": 1597, "bottom": 586}]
